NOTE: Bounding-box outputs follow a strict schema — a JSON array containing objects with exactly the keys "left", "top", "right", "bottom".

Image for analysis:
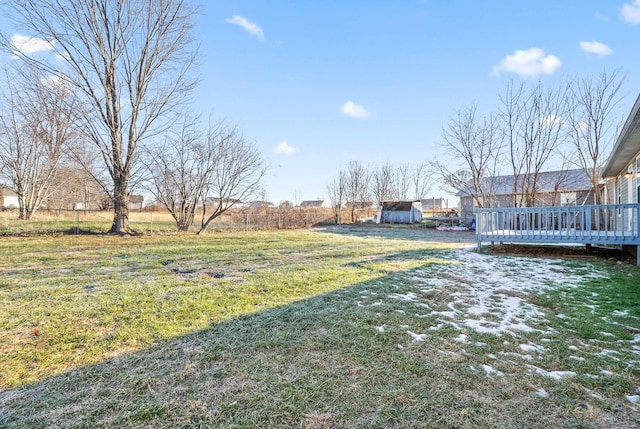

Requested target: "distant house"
[
  {"left": 0, "top": 186, "right": 18, "bottom": 208},
  {"left": 298, "top": 200, "right": 326, "bottom": 209},
  {"left": 129, "top": 195, "right": 144, "bottom": 210},
  {"left": 376, "top": 200, "right": 422, "bottom": 224},
  {"left": 457, "top": 168, "right": 599, "bottom": 220},
  {"left": 602, "top": 92, "right": 640, "bottom": 206},
  {"left": 248, "top": 200, "right": 274, "bottom": 209}
]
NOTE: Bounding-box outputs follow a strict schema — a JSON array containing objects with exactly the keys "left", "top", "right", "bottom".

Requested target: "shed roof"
[
  {"left": 602, "top": 92, "right": 640, "bottom": 178},
  {"left": 381, "top": 200, "right": 420, "bottom": 211}
]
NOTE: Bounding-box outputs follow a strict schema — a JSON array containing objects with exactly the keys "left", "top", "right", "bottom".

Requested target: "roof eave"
[{"left": 602, "top": 92, "right": 640, "bottom": 178}]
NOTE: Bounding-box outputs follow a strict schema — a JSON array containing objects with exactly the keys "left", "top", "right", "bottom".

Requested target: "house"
[
  {"left": 248, "top": 200, "right": 274, "bottom": 209},
  {"left": 376, "top": 200, "right": 422, "bottom": 224},
  {"left": 457, "top": 169, "right": 599, "bottom": 220},
  {"left": 129, "top": 195, "right": 144, "bottom": 210},
  {"left": 298, "top": 200, "right": 326, "bottom": 209},
  {"left": 475, "top": 94, "right": 640, "bottom": 265},
  {"left": 0, "top": 186, "right": 18, "bottom": 208},
  {"left": 602, "top": 92, "right": 640, "bottom": 206}
]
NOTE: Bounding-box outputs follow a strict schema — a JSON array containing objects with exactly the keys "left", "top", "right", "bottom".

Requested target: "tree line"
[
  {"left": 0, "top": 0, "right": 266, "bottom": 234},
  {"left": 430, "top": 70, "right": 624, "bottom": 209},
  {"left": 326, "top": 160, "right": 432, "bottom": 223}
]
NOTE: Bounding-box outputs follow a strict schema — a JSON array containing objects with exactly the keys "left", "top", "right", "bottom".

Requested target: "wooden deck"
[{"left": 475, "top": 204, "right": 640, "bottom": 265}]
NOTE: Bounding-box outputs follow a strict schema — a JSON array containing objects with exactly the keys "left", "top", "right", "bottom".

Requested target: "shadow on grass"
[{"left": 1, "top": 256, "right": 630, "bottom": 429}]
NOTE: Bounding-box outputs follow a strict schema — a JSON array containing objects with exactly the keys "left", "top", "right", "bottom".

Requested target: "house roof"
[
  {"left": 456, "top": 168, "right": 593, "bottom": 197},
  {"left": 602, "top": 92, "right": 640, "bottom": 178},
  {"left": 299, "top": 200, "right": 324, "bottom": 208}
]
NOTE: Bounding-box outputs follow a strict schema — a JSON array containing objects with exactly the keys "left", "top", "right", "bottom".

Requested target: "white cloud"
[
  {"left": 491, "top": 48, "right": 561, "bottom": 78},
  {"left": 341, "top": 101, "right": 374, "bottom": 119},
  {"left": 10, "top": 34, "right": 55, "bottom": 56},
  {"left": 226, "top": 15, "right": 265, "bottom": 41},
  {"left": 579, "top": 41, "right": 613, "bottom": 56},
  {"left": 540, "top": 115, "right": 563, "bottom": 129},
  {"left": 621, "top": 0, "right": 640, "bottom": 24},
  {"left": 274, "top": 141, "right": 297, "bottom": 155}
]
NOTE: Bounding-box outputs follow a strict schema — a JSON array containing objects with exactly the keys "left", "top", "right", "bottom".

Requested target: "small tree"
[
  {"left": 345, "top": 160, "right": 370, "bottom": 222},
  {"left": 566, "top": 69, "right": 624, "bottom": 204},
  {"left": 142, "top": 117, "right": 266, "bottom": 233},
  {"left": 197, "top": 124, "right": 266, "bottom": 234},
  {"left": 412, "top": 163, "right": 432, "bottom": 201},
  {"left": 142, "top": 116, "right": 207, "bottom": 231},
  {"left": 327, "top": 169, "right": 347, "bottom": 223},
  {"left": 371, "top": 161, "right": 394, "bottom": 206},
  {"left": 430, "top": 104, "right": 502, "bottom": 209}
]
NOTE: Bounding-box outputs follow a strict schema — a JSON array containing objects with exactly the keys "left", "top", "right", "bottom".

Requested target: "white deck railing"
[{"left": 476, "top": 204, "right": 640, "bottom": 258}]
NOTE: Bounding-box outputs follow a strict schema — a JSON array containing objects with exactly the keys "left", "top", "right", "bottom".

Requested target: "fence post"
[{"left": 75, "top": 210, "right": 80, "bottom": 235}]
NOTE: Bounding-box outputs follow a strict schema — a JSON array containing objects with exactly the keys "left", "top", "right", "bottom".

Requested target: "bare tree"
[
  {"left": 345, "top": 160, "right": 370, "bottom": 222},
  {"left": 197, "top": 124, "right": 266, "bottom": 234},
  {"left": 142, "top": 116, "right": 207, "bottom": 231},
  {"left": 392, "top": 163, "right": 411, "bottom": 200},
  {"left": 0, "top": 64, "right": 78, "bottom": 219},
  {"left": 371, "top": 161, "right": 394, "bottom": 205},
  {"left": 566, "top": 69, "right": 624, "bottom": 204},
  {"left": 3, "top": 0, "right": 198, "bottom": 234},
  {"left": 430, "top": 104, "right": 502, "bottom": 209},
  {"left": 412, "top": 163, "right": 432, "bottom": 201},
  {"left": 500, "top": 80, "right": 569, "bottom": 207},
  {"left": 326, "top": 169, "right": 347, "bottom": 223}
]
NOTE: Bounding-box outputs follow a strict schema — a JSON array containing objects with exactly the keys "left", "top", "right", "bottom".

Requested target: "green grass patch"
[{"left": 1, "top": 226, "right": 639, "bottom": 428}]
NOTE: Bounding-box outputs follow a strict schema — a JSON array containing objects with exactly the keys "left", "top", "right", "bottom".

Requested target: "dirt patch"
[{"left": 486, "top": 243, "right": 636, "bottom": 264}]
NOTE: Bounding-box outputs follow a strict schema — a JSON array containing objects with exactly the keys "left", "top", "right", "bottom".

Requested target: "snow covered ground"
[{"left": 357, "top": 247, "right": 640, "bottom": 405}]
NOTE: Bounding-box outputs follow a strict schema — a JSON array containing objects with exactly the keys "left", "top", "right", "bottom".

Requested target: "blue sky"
[
  {"left": 4, "top": 1, "right": 640, "bottom": 205},
  {"left": 196, "top": 0, "right": 640, "bottom": 205}
]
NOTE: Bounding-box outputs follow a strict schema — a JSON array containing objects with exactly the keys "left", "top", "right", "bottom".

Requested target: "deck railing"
[{"left": 476, "top": 204, "right": 640, "bottom": 247}]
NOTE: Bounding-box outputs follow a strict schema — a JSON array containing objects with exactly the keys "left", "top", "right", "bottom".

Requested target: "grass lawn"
[{"left": 0, "top": 226, "right": 639, "bottom": 428}]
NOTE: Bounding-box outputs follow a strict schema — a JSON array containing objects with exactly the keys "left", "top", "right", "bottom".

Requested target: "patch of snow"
[
  {"left": 519, "top": 343, "right": 544, "bottom": 353},
  {"left": 375, "top": 325, "right": 385, "bottom": 333},
  {"left": 528, "top": 365, "right": 576, "bottom": 380},
  {"left": 600, "top": 369, "right": 614, "bottom": 376},
  {"left": 482, "top": 364, "right": 504, "bottom": 376},
  {"left": 454, "top": 333, "right": 467, "bottom": 343},
  {"left": 535, "top": 388, "right": 549, "bottom": 398},
  {"left": 626, "top": 395, "right": 639, "bottom": 404},
  {"left": 568, "top": 355, "right": 585, "bottom": 361},
  {"left": 389, "top": 292, "right": 418, "bottom": 301},
  {"left": 406, "top": 331, "right": 427, "bottom": 342}
]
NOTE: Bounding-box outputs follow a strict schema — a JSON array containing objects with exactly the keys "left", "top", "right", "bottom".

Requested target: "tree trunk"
[{"left": 109, "top": 182, "right": 133, "bottom": 234}]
